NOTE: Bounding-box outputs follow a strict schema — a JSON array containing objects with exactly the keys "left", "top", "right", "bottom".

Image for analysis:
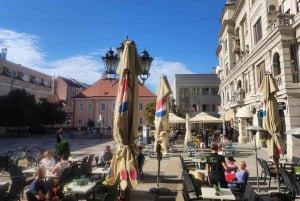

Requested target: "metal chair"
[
  {"left": 85, "top": 154, "right": 95, "bottom": 176},
  {"left": 279, "top": 167, "right": 297, "bottom": 200},
  {"left": 258, "top": 158, "right": 278, "bottom": 187},
  {"left": 4, "top": 175, "right": 26, "bottom": 201}
]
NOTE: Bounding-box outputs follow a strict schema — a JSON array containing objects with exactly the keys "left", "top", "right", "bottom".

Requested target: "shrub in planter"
[{"left": 55, "top": 140, "right": 70, "bottom": 159}]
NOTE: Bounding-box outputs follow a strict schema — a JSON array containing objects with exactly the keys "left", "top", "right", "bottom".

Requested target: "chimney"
[{"left": 0, "top": 48, "right": 7, "bottom": 60}]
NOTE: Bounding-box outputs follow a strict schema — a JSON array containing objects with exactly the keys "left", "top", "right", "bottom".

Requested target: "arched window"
[{"left": 273, "top": 53, "right": 281, "bottom": 76}]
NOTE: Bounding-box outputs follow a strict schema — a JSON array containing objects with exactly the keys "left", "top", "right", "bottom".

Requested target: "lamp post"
[
  {"left": 246, "top": 125, "right": 264, "bottom": 192},
  {"left": 169, "top": 96, "right": 175, "bottom": 113},
  {"left": 101, "top": 43, "right": 153, "bottom": 84},
  {"left": 101, "top": 39, "right": 153, "bottom": 201}
]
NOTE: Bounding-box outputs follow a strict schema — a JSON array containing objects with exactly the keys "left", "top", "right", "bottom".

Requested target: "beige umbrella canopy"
[
  {"left": 259, "top": 74, "right": 284, "bottom": 158},
  {"left": 154, "top": 75, "right": 172, "bottom": 155},
  {"left": 169, "top": 112, "right": 186, "bottom": 123},
  {"left": 189, "top": 112, "right": 222, "bottom": 123},
  {"left": 105, "top": 40, "right": 142, "bottom": 191}
]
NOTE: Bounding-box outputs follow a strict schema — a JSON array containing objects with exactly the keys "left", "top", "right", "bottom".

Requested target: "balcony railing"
[{"left": 268, "top": 13, "right": 294, "bottom": 33}]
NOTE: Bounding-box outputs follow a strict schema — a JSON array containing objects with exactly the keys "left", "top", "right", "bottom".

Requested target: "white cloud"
[
  {"left": 0, "top": 28, "right": 194, "bottom": 91},
  {"left": 146, "top": 58, "right": 194, "bottom": 92},
  {"left": 0, "top": 29, "right": 44, "bottom": 67}
]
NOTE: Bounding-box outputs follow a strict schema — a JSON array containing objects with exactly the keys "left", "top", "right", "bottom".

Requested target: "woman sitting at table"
[
  {"left": 224, "top": 156, "right": 238, "bottom": 182},
  {"left": 227, "top": 160, "right": 249, "bottom": 189},
  {"left": 40, "top": 151, "right": 56, "bottom": 169},
  {"left": 50, "top": 154, "right": 70, "bottom": 177}
]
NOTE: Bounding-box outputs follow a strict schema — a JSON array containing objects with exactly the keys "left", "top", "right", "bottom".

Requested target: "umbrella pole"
[
  {"left": 156, "top": 144, "right": 162, "bottom": 187},
  {"left": 254, "top": 139, "right": 260, "bottom": 192},
  {"left": 273, "top": 156, "right": 280, "bottom": 191},
  {"left": 157, "top": 159, "right": 160, "bottom": 187}
]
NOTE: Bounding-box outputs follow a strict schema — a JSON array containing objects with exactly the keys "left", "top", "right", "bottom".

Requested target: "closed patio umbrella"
[
  {"left": 154, "top": 75, "right": 172, "bottom": 187},
  {"left": 259, "top": 73, "right": 284, "bottom": 189},
  {"left": 154, "top": 75, "right": 172, "bottom": 155},
  {"left": 104, "top": 40, "right": 142, "bottom": 194}
]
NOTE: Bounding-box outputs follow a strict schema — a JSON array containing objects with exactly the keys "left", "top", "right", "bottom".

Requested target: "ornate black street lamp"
[
  {"left": 101, "top": 48, "right": 119, "bottom": 80},
  {"left": 101, "top": 42, "right": 153, "bottom": 85}
]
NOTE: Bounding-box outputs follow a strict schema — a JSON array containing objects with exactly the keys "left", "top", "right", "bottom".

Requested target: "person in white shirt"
[
  {"left": 40, "top": 151, "right": 56, "bottom": 168},
  {"left": 50, "top": 154, "right": 70, "bottom": 177}
]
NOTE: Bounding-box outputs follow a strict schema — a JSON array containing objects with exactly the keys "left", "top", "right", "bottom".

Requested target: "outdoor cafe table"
[
  {"left": 91, "top": 167, "right": 109, "bottom": 175},
  {"left": 192, "top": 158, "right": 206, "bottom": 169},
  {"left": 66, "top": 181, "right": 96, "bottom": 201},
  {"left": 279, "top": 160, "right": 295, "bottom": 169},
  {"left": 201, "top": 187, "right": 236, "bottom": 200},
  {"left": 69, "top": 155, "right": 87, "bottom": 162}
]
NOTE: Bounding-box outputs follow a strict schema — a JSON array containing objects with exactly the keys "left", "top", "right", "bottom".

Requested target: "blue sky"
[{"left": 0, "top": 0, "right": 226, "bottom": 92}]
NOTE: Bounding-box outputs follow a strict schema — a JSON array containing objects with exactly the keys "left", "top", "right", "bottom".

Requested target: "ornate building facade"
[{"left": 217, "top": 0, "right": 300, "bottom": 161}]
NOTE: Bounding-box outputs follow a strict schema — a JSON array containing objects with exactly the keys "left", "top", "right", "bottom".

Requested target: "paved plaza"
[{"left": 0, "top": 132, "right": 299, "bottom": 201}]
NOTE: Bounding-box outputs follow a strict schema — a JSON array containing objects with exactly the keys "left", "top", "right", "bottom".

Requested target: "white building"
[{"left": 217, "top": 0, "right": 300, "bottom": 162}]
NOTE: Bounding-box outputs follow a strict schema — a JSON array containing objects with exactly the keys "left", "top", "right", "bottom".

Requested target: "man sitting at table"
[
  {"left": 97, "top": 145, "right": 113, "bottom": 166},
  {"left": 50, "top": 154, "right": 70, "bottom": 177},
  {"left": 40, "top": 151, "right": 56, "bottom": 169},
  {"left": 27, "top": 167, "right": 49, "bottom": 201}
]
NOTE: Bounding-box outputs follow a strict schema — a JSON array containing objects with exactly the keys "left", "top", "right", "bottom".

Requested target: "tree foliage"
[
  {"left": 144, "top": 101, "right": 156, "bottom": 124},
  {"left": 0, "top": 89, "right": 67, "bottom": 129},
  {"left": 0, "top": 89, "right": 36, "bottom": 127}
]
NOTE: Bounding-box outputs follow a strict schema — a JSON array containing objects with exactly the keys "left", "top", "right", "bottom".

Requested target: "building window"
[
  {"left": 79, "top": 104, "right": 84, "bottom": 112},
  {"left": 254, "top": 17, "right": 262, "bottom": 43},
  {"left": 256, "top": 61, "right": 265, "bottom": 87},
  {"left": 202, "top": 88, "right": 209, "bottom": 95},
  {"left": 139, "top": 103, "right": 143, "bottom": 111},
  {"left": 202, "top": 104, "right": 210, "bottom": 112},
  {"left": 211, "top": 87, "right": 218, "bottom": 95},
  {"left": 101, "top": 103, "right": 106, "bottom": 111},
  {"left": 87, "top": 103, "right": 92, "bottom": 112},
  {"left": 139, "top": 118, "right": 143, "bottom": 125},
  {"left": 212, "top": 104, "right": 217, "bottom": 112},
  {"left": 112, "top": 102, "right": 115, "bottom": 112},
  {"left": 273, "top": 53, "right": 281, "bottom": 76},
  {"left": 178, "top": 88, "right": 189, "bottom": 111}
]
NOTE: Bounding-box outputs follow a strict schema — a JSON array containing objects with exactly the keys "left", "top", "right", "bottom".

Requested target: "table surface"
[
  {"left": 67, "top": 181, "right": 96, "bottom": 194},
  {"left": 196, "top": 169, "right": 206, "bottom": 174},
  {"left": 68, "top": 155, "right": 87, "bottom": 162},
  {"left": 91, "top": 167, "right": 109, "bottom": 175},
  {"left": 201, "top": 187, "right": 236, "bottom": 200},
  {"left": 0, "top": 181, "right": 9, "bottom": 186}
]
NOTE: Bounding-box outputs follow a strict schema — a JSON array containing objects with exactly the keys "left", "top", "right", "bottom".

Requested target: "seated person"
[
  {"left": 50, "top": 154, "right": 70, "bottom": 177},
  {"left": 98, "top": 145, "right": 113, "bottom": 166},
  {"left": 27, "top": 167, "right": 49, "bottom": 201},
  {"left": 227, "top": 160, "right": 249, "bottom": 188},
  {"left": 225, "top": 156, "right": 238, "bottom": 182},
  {"left": 40, "top": 151, "right": 56, "bottom": 169}
]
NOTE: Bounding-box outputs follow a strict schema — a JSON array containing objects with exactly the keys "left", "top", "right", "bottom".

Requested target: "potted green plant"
[
  {"left": 55, "top": 140, "right": 70, "bottom": 159},
  {"left": 213, "top": 184, "right": 222, "bottom": 196}
]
